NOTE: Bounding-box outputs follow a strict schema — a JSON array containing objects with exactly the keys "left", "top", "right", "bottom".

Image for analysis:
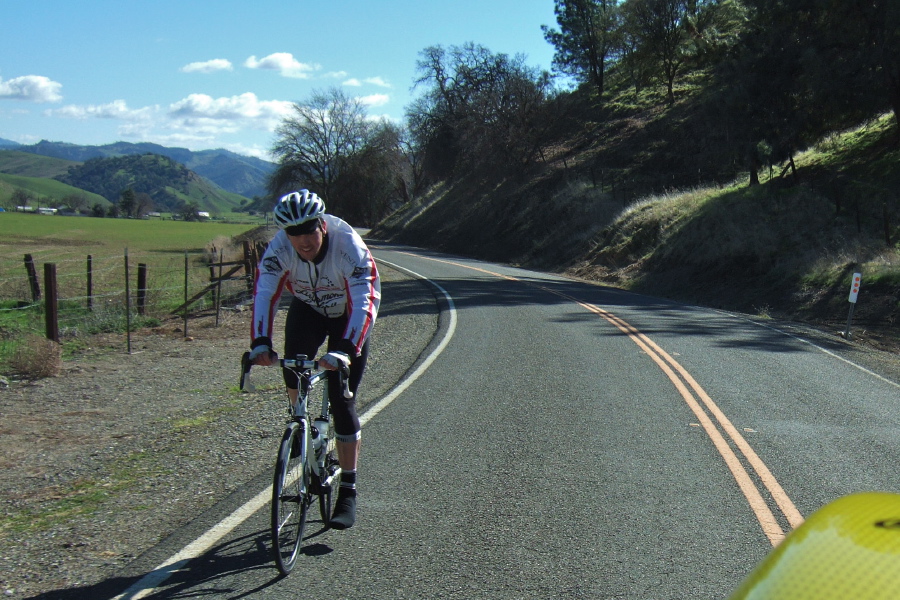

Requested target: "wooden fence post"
[
  {"left": 24, "top": 254, "right": 41, "bottom": 302},
  {"left": 215, "top": 249, "right": 223, "bottom": 327},
  {"left": 87, "top": 254, "right": 93, "bottom": 311},
  {"left": 208, "top": 247, "right": 218, "bottom": 309},
  {"left": 44, "top": 263, "right": 59, "bottom": 343},
  {"left": 242, "top": 240, "right": 254, "bottom": 293}
]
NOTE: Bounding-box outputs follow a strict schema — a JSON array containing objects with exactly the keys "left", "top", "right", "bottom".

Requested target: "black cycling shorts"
[{"left": 282, "top": 298, "right": 368, "bottom": 439}]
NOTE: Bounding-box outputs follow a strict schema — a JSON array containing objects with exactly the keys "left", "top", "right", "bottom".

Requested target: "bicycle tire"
[{"left": 271, "top": 422, "right": 310, "bottom": 575}]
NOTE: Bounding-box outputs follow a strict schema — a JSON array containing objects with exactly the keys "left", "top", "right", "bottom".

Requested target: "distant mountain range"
[{"left": 0, "top": 139, "right": 275, "bottom": 198}]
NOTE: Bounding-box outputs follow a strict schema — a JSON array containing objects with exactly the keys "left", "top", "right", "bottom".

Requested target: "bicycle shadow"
[{"left": 23, "top": 524, "right": 336, "bottom": 600}]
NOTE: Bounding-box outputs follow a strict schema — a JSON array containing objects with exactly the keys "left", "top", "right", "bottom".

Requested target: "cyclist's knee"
[{"left": 332, "top": 403, "right": 360, "bottom": 439}]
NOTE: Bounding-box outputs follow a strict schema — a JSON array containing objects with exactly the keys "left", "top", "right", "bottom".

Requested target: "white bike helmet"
[{"left": 273, "top": 190, "right": 325, "bottom": 229}]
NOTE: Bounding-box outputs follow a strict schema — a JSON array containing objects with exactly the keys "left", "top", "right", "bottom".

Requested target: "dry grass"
[{"left": 9, "top": 334, "right": 62, "bottom": 378}]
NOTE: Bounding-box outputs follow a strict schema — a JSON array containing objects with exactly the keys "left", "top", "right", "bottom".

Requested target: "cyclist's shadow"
[
  {"left": 25, "top": 525, "right": 335, "bottom": 600},
  {"left": 296, "top": 520, "right": 335, "bottom": 557}
]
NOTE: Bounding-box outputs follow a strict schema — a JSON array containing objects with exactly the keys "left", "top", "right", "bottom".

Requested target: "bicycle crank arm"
[{"left": 321, "top": 467, "right": 342, "bottom": 489}]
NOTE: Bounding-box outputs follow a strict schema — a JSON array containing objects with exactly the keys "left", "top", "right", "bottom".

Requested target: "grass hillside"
[
  {"left": 372, "top": 87, "right": 900, "bottom": 352},
  {"left": 0, "top": 150, "right": 110, "bottom": 208},
  {"left": 0, "top": 174, "right": 109, "bottom": 208},
  {"left": 55, "top": 153, "right": 247, "bottom": 213},
  {"left": 0, "top": 150, "right": 81, "bottom": 178}
]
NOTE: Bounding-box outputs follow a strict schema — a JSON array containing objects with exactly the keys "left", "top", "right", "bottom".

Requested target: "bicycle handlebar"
[{"left": 239, "top": 351, "right": 353, "bottom": 399}]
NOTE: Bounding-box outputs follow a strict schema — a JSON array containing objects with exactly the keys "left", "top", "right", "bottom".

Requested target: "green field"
[
  {"left": 0, "top": 211, "right": 267, "bottom": 307},
  {"left": 0, "top": 210, "right": 258, "bottom": 253},
  {"left": 0, "top": 213, "right": 269, "bottom": 372}
]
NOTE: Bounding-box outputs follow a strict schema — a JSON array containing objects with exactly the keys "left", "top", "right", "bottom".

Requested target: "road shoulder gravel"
[{"left": 0, "top": 263, "right": 439, "bottom": 599}]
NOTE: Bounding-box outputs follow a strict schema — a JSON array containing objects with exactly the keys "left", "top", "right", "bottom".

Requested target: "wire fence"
[{"left": 0, "top": 240, "right": 265, "bottom": 371}]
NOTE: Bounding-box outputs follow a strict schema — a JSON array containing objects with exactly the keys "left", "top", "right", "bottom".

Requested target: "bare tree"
[
  {"left": 409, "top": 43, "right": 551, "bottom": 178},
  {"left": 134, "top": 192, "right": 154, "bottom": 217},
  {"left": 62, "top": 193, "right": 89, "bottom": 213},
  {"left": 11, "top": 188, "right": 33, "bottom": 209},
  {"left": 270, "top": 87, "right": 371, "bottom": 201}
]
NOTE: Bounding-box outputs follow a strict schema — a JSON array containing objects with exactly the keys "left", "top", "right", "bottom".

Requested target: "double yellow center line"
[{"left": 415, "top": 253, "right": 803, "bottom": 545}]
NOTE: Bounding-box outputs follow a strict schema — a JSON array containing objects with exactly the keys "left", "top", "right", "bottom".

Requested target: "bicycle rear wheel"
[{"left": 271, "top": 422, "right": 310, "bottom": 575}]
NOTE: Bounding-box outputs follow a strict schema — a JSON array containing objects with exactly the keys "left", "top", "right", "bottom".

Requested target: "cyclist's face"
[{"left": 287, "top": 221, "right": 326, "bottom": 261}]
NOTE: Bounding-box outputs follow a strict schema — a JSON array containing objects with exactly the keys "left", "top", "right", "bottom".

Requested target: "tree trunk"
[
  {"left": 748, "top": 153, "right": 760, "bottom": 187},
  {"left": 749, "top": 168, "right": 760, "bottom": 186}
]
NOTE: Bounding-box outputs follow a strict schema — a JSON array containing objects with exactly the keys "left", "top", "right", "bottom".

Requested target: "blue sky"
[{"left": 0, "top": 0, "right": 562, "bottom": 160}]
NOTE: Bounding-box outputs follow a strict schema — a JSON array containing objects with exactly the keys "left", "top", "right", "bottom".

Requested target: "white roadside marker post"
[{"left": 843, "top": 272, "right": 861, "bottom": 339}]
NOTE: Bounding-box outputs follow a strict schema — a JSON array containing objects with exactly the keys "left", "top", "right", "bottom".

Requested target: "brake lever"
[
  {"left": 339, "top": 365, "right": 353, "bottom": 399},
  {"left": 240, "top": 351, "right": 256, "bottom": 393}
]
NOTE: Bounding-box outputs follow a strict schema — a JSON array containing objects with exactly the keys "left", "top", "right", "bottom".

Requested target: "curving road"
[{"left": 110, "top": 243, "right": 900, "bottom": 599}]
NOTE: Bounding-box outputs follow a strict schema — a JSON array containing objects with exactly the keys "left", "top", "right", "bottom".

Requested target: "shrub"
[{"left": 9, "top": 334, "right": 61, "bottom": 379}]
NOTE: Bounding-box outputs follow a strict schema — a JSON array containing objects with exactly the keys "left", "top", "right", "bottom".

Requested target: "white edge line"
[
  {"left": 714, "top": 308, "right": 900, "bottom": 390},
  {"left": 360, "top": 260, "right": 457, "bottom": 426},
  {"left": 113, "top": 258, "right": 456, "bottom": 600}
]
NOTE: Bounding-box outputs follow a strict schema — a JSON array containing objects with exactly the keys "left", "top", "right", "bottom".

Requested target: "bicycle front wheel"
[{"left": 271, "top": 422, "right": 310, "bottom": 575}]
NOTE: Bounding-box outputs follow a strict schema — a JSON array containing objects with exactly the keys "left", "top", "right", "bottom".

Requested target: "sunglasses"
[{"left": 284, "top": 221, "right": 320, "bottom": 236}]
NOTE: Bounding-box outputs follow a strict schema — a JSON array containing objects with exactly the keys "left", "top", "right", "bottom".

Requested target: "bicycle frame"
[
  {"left": 240, "top": 352, "right": 343, "bottom": 485},
  {"left": 287, "top": 361, "right": 337, "bottom": 485},
  {"left": 240, "top": 351, "right": 347, "bottom": 575}
]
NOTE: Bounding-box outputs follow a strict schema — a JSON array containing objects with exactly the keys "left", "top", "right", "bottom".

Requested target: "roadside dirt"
[{"left": 0, "top": 264, "right": 440, "bottom": 599}]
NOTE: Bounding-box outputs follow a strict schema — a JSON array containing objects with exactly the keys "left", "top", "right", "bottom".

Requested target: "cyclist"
[{"left": 248, "top": 189, "right": 381, "bottom": 529}]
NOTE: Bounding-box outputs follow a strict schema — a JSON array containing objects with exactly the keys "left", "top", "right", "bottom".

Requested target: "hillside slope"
[
  {"left": 372, "top": 98, "right": 900, "bottom": 354},
  {"left": 55, "top": 153, "right": 247, "bottom": 213},
  {"left": 0, "top": 173, "right": 109, "bottom": 208},
  {"left": 0, "top": 150, "right": 81, "bottom": 178}
]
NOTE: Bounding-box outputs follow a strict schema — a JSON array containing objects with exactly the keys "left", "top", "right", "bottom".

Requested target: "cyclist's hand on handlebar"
[
  {"left": 319, "top": 351, "right": 351, "bottom": 372},
  {"left": 249, "top": 345, "right": 277, "bottom": 366}
]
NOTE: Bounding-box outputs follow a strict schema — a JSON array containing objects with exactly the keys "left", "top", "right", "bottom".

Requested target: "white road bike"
[{"left": 240, "top": 351, "right": 351, "bottom": 576}]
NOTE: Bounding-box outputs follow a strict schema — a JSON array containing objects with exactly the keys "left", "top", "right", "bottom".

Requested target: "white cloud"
[
  {"left": 0, "top": 75, "right": 63, "bottom": 103},
  {"left": 364, "top": 76, "right": 391, "bottom": 88},
  {"left": 358, "top": 93, "right": 390, "bottom": 107},
  {"left": 42, "top": 92, "right": 292, "bottom": 153},
  {"left": 46, "top": 99, "right": 156, "bottom": 120},
  {"left": 244, "top": 52, "right": 319, "bottom": 79},
  {"left": 181, "top": 59, "right": 233, "bottom": 74},
  {"left": 168, "top": 92, "right": 292, "bottom": 125},
  {"left": 324, "top": 70, "right": 348, "bottom": 79},
  {"left": 344, "top": 76, "right": 391, "bottom": 89}
]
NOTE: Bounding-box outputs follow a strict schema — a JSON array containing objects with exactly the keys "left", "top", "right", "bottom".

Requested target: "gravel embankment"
[{"left": 0, "top": 264, "right": 440, "bottom": 599}]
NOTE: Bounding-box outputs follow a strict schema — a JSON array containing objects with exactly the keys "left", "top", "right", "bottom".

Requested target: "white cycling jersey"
[{"left": 251, "top": 214, "right": 380, "bottom": 356}]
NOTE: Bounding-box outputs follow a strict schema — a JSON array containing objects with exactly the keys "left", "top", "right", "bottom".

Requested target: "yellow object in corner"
[{"left": 730, "top": 492, "right": 900, "bottom": 599}]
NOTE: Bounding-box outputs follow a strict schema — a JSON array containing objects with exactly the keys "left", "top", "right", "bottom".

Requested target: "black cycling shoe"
[{"left": 330, "top": 492, "right": 357, "bottom": 529}]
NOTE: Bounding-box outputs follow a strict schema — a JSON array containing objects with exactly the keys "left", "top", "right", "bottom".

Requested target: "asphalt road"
[{"left": 107, "top": 243, "right": 900, "bottom": 600}]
